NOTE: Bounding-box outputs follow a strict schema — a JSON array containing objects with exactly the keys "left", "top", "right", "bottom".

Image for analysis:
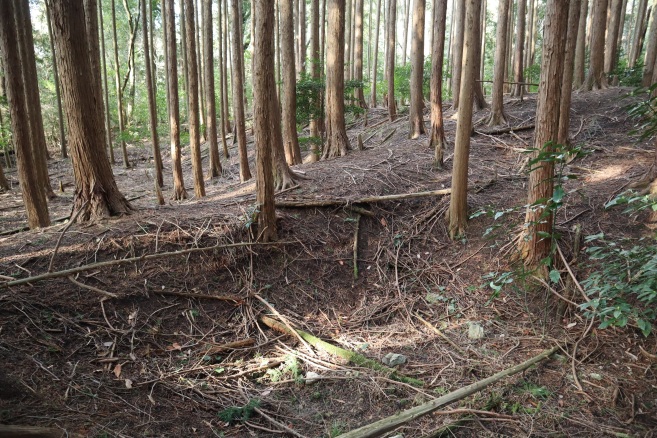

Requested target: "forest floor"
[{"left": 1, "top": 87, "right": 657, "bottom": 437}]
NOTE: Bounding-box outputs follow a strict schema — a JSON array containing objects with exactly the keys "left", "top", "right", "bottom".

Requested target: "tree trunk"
[
  {"left": 218, "top": 0, "right": 230, "bottom": 159},
  {"left": 630, "top": 0, "right": 649, "bottom": 67},
  {"left": 111, "top": 0, "right": 130, "bottom": 168},
  {"left": 231, "top": 0, "right": 253, "bottom": 181},
  {"left": 354, "top": 0, "right": 368, "bottom": 107},
  {"left": 196, "top": 1, "right": 207, "bottom": 143},
  {"left": 141, "top": 0, "right": 164, "bottom": 189},
  {"left": 46, "top": 1, "right": 68, "bottom": 159},
  {"left": 0, "top": 160, "right": 8, "bottom": 191},
  {"left": 99, "top": 0, "right": 114, "bottom": 164},
  {"left": 309, "top": 0, "right": 323, "bottom": 146},
  {"left": 202, "top": 0, "right": 222, "bottom": 178},
  {"left": 428, "top": 0, "right": 448, "bottom": 167},
  {"left": 253, "top": 0, "right": 279, "bottom": 242},
  {"left": 370, "top": 0, "right": 383, "bottom": 106},
  {"left": 402, "top": 0, "right": 412, "bottom": 65},
  {"left": 451, "top": 0, "right": 466, "bottom": 109},
  {"left": 519, "top": 0, "right": 569, "bottom": 266},
  {"left": 350, "top": 0, "right": 357, "bottom": 80},
  {"left": 486, "top": 0, "right": 510, "bottom": 126},
  {"left": 386, "top": 0, "right": 397, "bottom": 120},
  {"left": 184, "top": 0, "right": 206, "bottom": 197},
  {"left": 323, "top": 0, "right": 351, "bottom": 158},
  {"left": 604, "top": 0, "right": 624, "bottom": 75},
  {"left": 0, "top": 1, "right": 50, "bottom": 228},
  {"left": 409, "top": 0, "right": 426, "bottom": 138},
  {"left": 573, "top": 0, "right": 589, "bottom": 88},
  {"left": 281, "top": 0, "right": 303, "bottom": 165},
  {"left": 164, "top": 0, "right": 187, "bottom": 200},
  {"left": 448, "top": 0, "right": 479, "bottom": 239},
  {"left": 642, "top": 1, "right": 657, "bottom": 85},
  {"left": 472, "top": 2, "right": 488, "bottom": 109},
  {"left": 558, "top": 0, "right": 582, "bottom": 146},
  {"left": 16, "top": 0, "right": 55, "bottom": 200},
  {"left": 321, "top": 0, "right": 327, "bottom": 80},
  {"left": 582, "top": 0, "right": 609, "bottom": 90},
  {"left": 511, "top": 0, "right": 527, "bottom": 98},
  {"left": 524, "top": 0, "right": 535, "bottom": 72},
  {"left": 83, "top": 0, "right": 107, "bottom": 154},
  {"left": 300, "top": 0, "right": 307, "bottom": 76},
  {"left": 222, "top": 0, "right": 232, "bottom": 136},
  {"left": 49, "top": 0, "right": 132, "bottom": 221}
]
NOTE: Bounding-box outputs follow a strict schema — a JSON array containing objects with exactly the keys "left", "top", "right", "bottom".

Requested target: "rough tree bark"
[
  {"left": 164, "top": 0, "right": 188, "bottom": 200},
  {"left": 202, "top": 0, "right": 222, "bottom": 178},
  {"left": 428, "top": 0, "right": 448, "bottom": 167},
  {"left": 630, "top": 0, "right": 649, "bottom": 67},
  {"left": 111, "top": 0, "right": 130, "bottom": 168},
  {"left": 451, "top": 0, "right": 466, "bottom": 109},
  {"left": 231, "top": 0, "right": 252, "bottom": 181},
  {"left": 217, "top": 0, "right": 230, "bottom": 159},
  {"left": 448, "top": 0, "right": 480, "bottom": 239},
  {"left": 604, "top": 0, "right": 624, "bottom": 75},
  {"left": 49, "top": 0, "right": 132, "bottom": 221},
  {"left": 46, "top": 1, "right": 68, "bottom": 159},
  {"left": 409, "top": 0, "right": 426, "bottom": 139},
  {"left": 486, "top": 0, "right": 510, "bottom": 126},
  {"left": 222, "top": 0, "right": 232, "bottom": 136},
  {"left": 281, "top": 0, "right": 303, "bottom": 165},
  {"left": 354, "top": 0, "right": 368, "bottom": 107},
  {"left": 0, "top": 1, "right": 50, "bottom": 228},
  {"left": 370, "top": 0, "right": 383, "bottom": 107},
  {"left": 519, "top": 0, "right": 569, "bottom": 266},
  {"left": 642, "top": 1, "right": 657, "bottom": 86},
  {"left": 386, "top": 0, "right": 397, "bottom": 120},
  {"left": 558, "top": 0, "right": 582, "bottom": 146},
  {"left": 572, "top": 0, "right": 589, "bottom": 88},
  {"left": 511, "top": 0, "right": 527, "bottom": 98},
  {"left": 99, "top": 0, "right": 114, "bottom": 164},
  {"left": 323, "top": 0, "right": 351, "bottom": 158},
  {"left": 253, "top": 0, "right": 279, "bottom": 242},
  {"left": 582, "top": 0, "right": 609, "bottom": 90},
  {"left": 309, "top": 0, "right": 324, "bottom": 145}
]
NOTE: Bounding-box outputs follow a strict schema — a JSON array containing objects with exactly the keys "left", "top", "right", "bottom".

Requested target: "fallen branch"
[
  {"left": 154, "top": 290, "right": 244, "bottom": 303},
  {"left": 336, "top": 345, "right": 560, "bottom": 438},
  {"left": 379, "top": 128, "right": 397, "bottom": 145},
  {"left": 353, "top": 214, "right": 361, "bottom": 279},
  {"left": 206, "top": 338, "right": 256, "bottom": 354},
  {"left": 68, "top": 275, "right": 118, "bottom": 299},
  {"left": 259, "top": 315, "right": 423, "bottom": 387},
  {"left": 0, "top": 241, "right": 288, "bottom": 290},
  {"left": 474, "top": 124, "right": 535, "bottom": 136},
  {"left": 414, "top": 314, "right": 471, "bottom": 358},
  {"left": 276, "top": 188, "right": 453, "bottom": 209},
  {"left": 0, "top": 424, "right": 78, "bottom": 437}
]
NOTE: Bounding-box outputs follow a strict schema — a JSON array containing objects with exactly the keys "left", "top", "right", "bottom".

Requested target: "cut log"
[
  {"left": 0, "top": 425, "right": 74, "bottom": 438},
  {"left": 474, "top": 124, "right": 535, "bottom": 136},
  {"left": 276, "top": 188, "right": 453, "bottom": 208}
]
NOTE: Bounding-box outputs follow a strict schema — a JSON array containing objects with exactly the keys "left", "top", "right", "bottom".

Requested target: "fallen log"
[
  {"left": 474, "top": 124, "right": 535, "bottom": 136},
  {"left": 276, "top": 188, "right": 453, "bottom": 209},
  {"left": 260, "top": 315, "right": 423, "bottom": 387},
  {"left": 336, "top": 345, "right": 559, "bottom": 438},
  {"left": 0, "top": 425, "right": 77, "bottom": 438}
]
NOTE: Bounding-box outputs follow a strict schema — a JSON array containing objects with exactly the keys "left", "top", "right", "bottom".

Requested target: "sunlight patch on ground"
[{"left": 586, "top": 164, "right": 628, "bottom": 183}]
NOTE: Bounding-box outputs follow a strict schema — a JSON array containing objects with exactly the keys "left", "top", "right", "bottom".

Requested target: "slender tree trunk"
[
  {"left": 448, "top": 0, "right": 479, "bottom": 239},
  {"left": 16, "top": 0, "right": 55, "bottom": 199},
  {"left": 99, "top": 0, "right": 114, "bottom": 164},
  {"left": 487, "top": 0, "right": 510, "bottom": 126},
  {"left": 0, "top": 160, "right": 7, "bottom": 191},
  {"left": 642, "top": 1, "right": 657, "bottom": 85},
  {"left": 402, "top": 0, "right": 412, "bottom": 65},
  {"left": 558, "top": 0, "right": 581, "bottom": 146},
  {"left": 617, "top": 0, "right": 629, "bottom": 54},
  {"left": 428, "top": 0, "right": 448, "bottom": 167},
  {"left": 573, "top": 0, "right": 589, "bottom": 88},
  {"left": 511, "top": 0, "right": 527, "bottom": 98},
  {"left": 196, "top": 1, "right": 207, "bottom": 143},
  {"left": 300, "top": 0, "right": 307, "bottom": 75},
  {"left": 321, "top": 0, "right": 327, "bottom": 77},
  {"left": 370, "top": 0, "right": 383, "bottom": 106},
  {"left": 519, "top": 0, "right": 569, "bottom": 266},
  {"left": 310, "top": 0, "right": 323, "bottom": 144},
  {"left": 524, "top": 0, "right": 535, "bottom": 71},
  {"left": 281, "top": 0, "right": 303, "bottom": 164},
  {"left": 630, "top": 0, "right": 649, "bottom": 67},
  {"left": 84, "top": 0, "right": 107, "bottom": 154},
  {"left": 0, "top": 1, "right": 50, "bottom": 228},
  {"left": 164, "top": 0, "right": 187, "bottom": 200},
  {"left": 231, "top": 0, "right": 252, "bottom": 181},
  {"left": 222, "top": 0, "right": 232, "bottom": 135},
  {"left": 180, "top": 0, "right": 189, "bottom": 117},
  {"left": 202, "top": 0, "right": 222, "bottom": 178},
  {"left": 409, "top": 0, "right": 426, "bottom": 138},
  {"left": 253, "top": 0, "right": 279, "bottom": 242},
  {"left": 111, "top": 0, "right": 130, "bottom": 167},
  {"left": 323, "top": 0, "right": 351, "bottom": 158},
  {"left": 351, "top": 0, "right": 357, "bottom": 80},
  {"left": 46, "top": 2, "right": 68, "bottom": 159},
  {"left": 345, "top": 0, "right": 352, "bottom": 77},
  {"left": 386, "top": 0, "right": 397, "bottom": 119},
  {"left": 354, "top": 0, "right": 368, "bottom": 107},
  {"left": 472, "top": 2, "right": 488, "bottom": 109},
  {"left": 49, "top": 0, "right": 132, "bottom": 221},
  {"left": 605, "top": 0, "right": 624, "bottom": 74},
  {"left": 451, "top": 0, "right": 465, "bottom": 109},
  {"left": 141, "top": 0, "right": 164, "bottom": 189},
  {"left": 582, "top": 0, "right": 609, "bottom": 90},
  {"left": 218, "top": 0, "right": 230, "bottom": 158}
]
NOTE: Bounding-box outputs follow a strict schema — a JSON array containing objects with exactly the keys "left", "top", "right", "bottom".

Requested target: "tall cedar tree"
[
  {"left": 164, "top": 0, "right": 188, "bottom": 200},
  {"left": 450, "top": 0, "right": 465, "bottom": 110},
  {"left": 48, "top": 0, "right": 132, "bottom": 221},
  {"left": 448, "top": 0, "right": 480, "bottom": 239},
  {"left": 253, "top": 0, "right": 279, "bottom": 242},
  {"left": 642, "top": 1, "right": 657, "bottom": 86},
  {"left": 630, "top": 0, "right": 649, "bottom": 68},
  {"left": 558, "top": 0, "right": 581, "bottom": 146},
  {"left": 221, "top": 0, "right": 232, "bottom": 137},
  {"left": 217, "top": 0, "right": 230, "bottom": 159},
  {"left": 511, "top": 0, "right": 527, "bottom": 98},
  {"left": 323, "top": 0, "right": 351, "bottom": 158},
  {"left": 17, "top": 0, "right": 55, "bottom": 199},
  {"left": 203, "top": 0, "right": 222, "bottom": 178},
  {"left": 428, "top": 0, "right": 448, "bottom": 166},
  {"left": 281, "top": 0, "right": 303, "bottom": 165},
  {"left": 45, "top": 1, "right": 67, "bottom": 159},
  {"left": 309, "top": 0, "right": 323, "bottom": 142},
  {"left": 408, "top": 0, "right": 426, "bottom": 139},
  {"left": 111, "top": 0, "right": 130, "bottom": 167},
  {"left": 83, "top": 0, "right": 107, "bottom": 157},
  {"left": 0, "top": 1, "right": 50, "bottom": 228},
  {"left": 604, "top": 0, "right": 624, "bottom": 74},
  {"left": 98, "top": 0, "right": 114, "bottom": 163},
  {"left": 582, "top": 0, "right": 609, "bottom": 90},
  {"left": 354, "top": 0, "right": 367, "bottom": 107},
  {"left": 370, "top": 0, "right": 382, "bottom": 107},
  {"left": 141, "top": 0, "right": 164, "bottom": 189},
  {"left": 487, "top": 0, "right": 511, "bottom": 126},
  {"left": 231, "top": 0, "right": 252, "bottom": 181},
  {"left": 386, "top": 0, "right": 397, "bottom": 119},
  {"left": 519, "top": 0, "right": 569, "bottom": 266},
  {"left": 572, "top": 0, "right": 588, "bottom": 88}
]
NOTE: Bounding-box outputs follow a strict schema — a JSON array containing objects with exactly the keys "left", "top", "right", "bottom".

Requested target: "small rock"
[
  {"left": 305, "top": 371, "right": 320, "bottom": 384},
  {"left": 468, "top": 322, "right": 485, "bottom": 340},
  {"left": 382, "top": 353, "right": 407, "bottom": 367}
]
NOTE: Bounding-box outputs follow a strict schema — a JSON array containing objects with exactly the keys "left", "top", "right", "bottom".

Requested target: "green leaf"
[
  {"left": 549, "top": 269, "right": 561, "bottom": 284},
  {"left": 552, "top": 186, "right": 565, "bottom": 204}
]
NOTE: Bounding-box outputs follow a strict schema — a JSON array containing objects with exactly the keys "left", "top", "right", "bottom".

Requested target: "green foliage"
[
  {"left": 296, "top": 72, "right": 325, "bottom": 127},
  {"left": 627, "top": 84, "right": 657, "bottom": 140},
  {"left": 263, "top": 355, "right": 302, "bottom": 383},
  {"left": 217, "top": 399, "right": 260, "bottom": 425},
  {"left": 612, "top": 57, "right": 644, "bottom": 88}
]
